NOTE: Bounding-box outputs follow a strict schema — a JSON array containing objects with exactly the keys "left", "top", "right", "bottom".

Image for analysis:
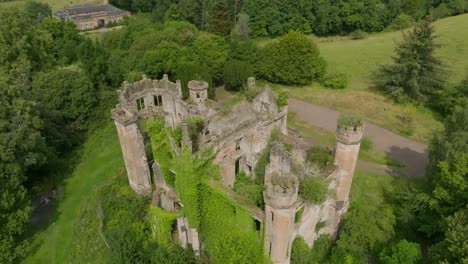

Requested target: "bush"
[
  {"left": 379, "top": 239, "right": 422, "bottom": 264},
  {"left": 322, "top": 73, "right": 348, "bottom": 89},
  {"left": 300, "top": 176, "right": 328, "bottom": 204},
  {"left": 233, "top": 172, "right": 264, "bottom": 208},
  {"left": 277, "top": 89, "right": 288, "bottom": 109},
  {"left": 350, "top": 30, "right": 368, "bottom": 40},
  {"left": 291, "top": 236, "right": 332, "bottom": 264},
  {"left": 259, "top": 31, "right": 326, "bottom": 85},
  {"left": 431, "top": 4, "right": 453, "bottom": 19},
  {"left": 386, "top": 14, "right": 415, "bottom": 31}
]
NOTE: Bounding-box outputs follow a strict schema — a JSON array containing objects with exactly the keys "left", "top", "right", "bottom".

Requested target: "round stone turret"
[
  {"left": 264, "top": 174, "right": 299, "bottom": 209},
  {"left": 188, "top": 80, "right": 209, "bottom": 104},
  {"left": 333, "top": 113, "right": 364, "bottom": 210}
]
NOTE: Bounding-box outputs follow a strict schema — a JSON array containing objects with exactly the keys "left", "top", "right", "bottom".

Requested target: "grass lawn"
[
  {"left": 0, "top": 0, "right": 102, "bottom": 12},
  {"left": 255, "top": 14, "right": 468, "bottom": 143},
  {"left": 24, "top": 122, "right": 124, "bottom": 264}
]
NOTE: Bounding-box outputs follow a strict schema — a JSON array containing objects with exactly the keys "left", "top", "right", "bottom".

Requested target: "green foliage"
[
  {"left": 175, "top": 62, "right": 212, "bottom": 100},
  {"left": 337, "top": 112, "right": 363, "bottom": 129},
  {"left": 291, "top": 235, "right": 332, "bottom": 264},
  {"left": 300, "top": 176, "right": 328, "bottom": 204},
  {"left": 208, "top": 0, "right": 232, "bottom": 37},
  {"left": 332, "top": 206, "right": 396, "bottom": 263},
  {"left": 228, "top": 41, "right": 259, "bottom": 68},
  {"left": 360, "top": 136, "right": 373, "bottom": 152},
  {"left": 295, "top": 207, "right": 305, "bottom": 223},
  {"left": 277, "top": 89, "right": 288, "bottom": 109},
  {"left": 233, "top": 172, "right": 265, "bottom": 208},
  {"left": 164, "top": 3, "right": 182, "bottom": 22},
  {"left": 187, "top": 117, "right": 205, "bottom": 152},
  {"left": 232, "top": 12, "right": 250, "bottom": 41},
  {"left": 259, "top": 31, "right": 326, "bottom": 85},
  {"left": 223, "top": 59, "right": 254, "bottom": 91},
  {"left": 379, "top": 239, "right": 422, "bottom": 264},
  {"left": 147, "top": 119, "right": 176, "bottom": 186},
  {"left": 254, "top": 144, "right": 271, "bottom": 185},
  {"left": 350, "top": 30, "right": 368, "bottom": 40},
  {"left": 431, "top": 75, "right": 468, "bottom": 117},
  {"left": 322, "top": 73, "right": 348, "bottom": 89},
  {"left": 306, "top": 146, "right": 332, "bottom": 168},
  {"left": 375, "top": 19, "right": 447, "bottom": 103},
  {"left": 386, "top": 14, "right": 415, "bottom": 31},
  {"left": 148, "top": 206, "right": 180, "bottom": 247},
  {"left": 24, "top": 0, "right": 51, "bottom": 20}
]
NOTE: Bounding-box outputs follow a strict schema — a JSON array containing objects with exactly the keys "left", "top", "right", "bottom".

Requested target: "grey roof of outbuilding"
[{"left": 54, "top": 4, "right": 129, "bottom": 20}]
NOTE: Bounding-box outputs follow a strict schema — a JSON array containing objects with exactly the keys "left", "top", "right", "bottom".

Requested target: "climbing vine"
[
  {"left": 147, "top": 119, "right": 267, "bottom": 263},
  {"left": 148, "top": 206, "right": 180, "bottom": 247},
  {"left": 147, "top": 118, "right": 176, "bottom": 186}
]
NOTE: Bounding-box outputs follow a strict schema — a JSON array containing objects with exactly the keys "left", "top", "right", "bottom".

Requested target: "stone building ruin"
[
  {"left": 112, "top": 75, "right": 364, "bottom": 264},
  {"left": 55, "top": 4, "right": 129, "bottom": 30}
]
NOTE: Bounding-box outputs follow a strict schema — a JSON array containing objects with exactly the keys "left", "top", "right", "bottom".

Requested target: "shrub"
[
  {"left": 306, "top": 146, "right": 333, "bottom": 168},
  {"left": 430, "top": 4, "right": 453, "bottom": 20},
  {"left": 379, "top": 239, "right": 422, "bottom": 264},
  {"left": 386, "top": 14, "right": 415, "bottom": 31},
  {"left": 259, "top": 31, "right": 326, "bottom": 85},
  {"left": 350, "top": 30, "right": 368, "bottom": 40},
  {"left": 295, "top": 207, "right": 305, "bottom": 223},
  {"left": 233, "top": 172, "right": 264, "bottom": 208},
  {"left": 277, "top": 89, "right": 288, "bottom": 109},
  {"left": 337, "top": 112, "right": 363, "bottom": 129},
  {"left": 187, "top": 117, "right": 204, "bottom": 151},
  {"left": 322, "top": 73, "right": 348, "bottom": 89},
  {"left": 300, "top": 176, "right": 328, "bottom": 204}
]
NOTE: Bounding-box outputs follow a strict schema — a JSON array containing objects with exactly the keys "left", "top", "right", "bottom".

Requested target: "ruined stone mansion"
[{"left": 112, "top": 75, "right": 364, "bottom": 264}]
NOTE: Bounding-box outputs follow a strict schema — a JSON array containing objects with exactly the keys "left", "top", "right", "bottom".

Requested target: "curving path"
[{"left": 288, "top": 98, "right": 428, "bottom": 177}]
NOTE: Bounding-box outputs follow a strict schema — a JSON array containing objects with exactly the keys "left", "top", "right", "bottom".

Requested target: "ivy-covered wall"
[{"left": 147, "top": 120, "right": 268, "bottom": 263}]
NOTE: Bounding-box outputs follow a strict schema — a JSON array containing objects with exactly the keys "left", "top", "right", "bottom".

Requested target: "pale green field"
[
  {"left": 257, "top": 14, "right": 468, "bottom": 143},
  {"left": 0, "top": 0, "right": 102, "bottom": 12}
]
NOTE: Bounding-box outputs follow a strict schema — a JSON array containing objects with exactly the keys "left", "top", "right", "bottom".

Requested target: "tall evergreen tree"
[
  {"left": 374, "top": 19, "right": 446, "bottom": 102},
  {"left": 207, "top": 0, "right": 232, "bottom": 37}
]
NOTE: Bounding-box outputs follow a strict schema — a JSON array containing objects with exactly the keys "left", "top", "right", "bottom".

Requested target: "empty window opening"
[
  {"left": 154, "top": 95, "right": 163, "bottom": 106},
  {"left": 247, "top": 165, "right": 252, "bottom": 173},
  {"left": 205, "top": 130, "right": 210, "bottom": 136},
  {"left": 254, "top": 219, "right": 261, "bottom": 231},
  {"left": 136, "top": 98, "right": 145, "bottom": 111},
  {"left": 196, "top": 93, "right": 200, "bottom": 98},
  {"left": 269, "top": 242, "right": 272, "bottom": 256},
  {"left": 235, "top": 158, "right": 240, "bottom": 175},
  {"left": 271, "top": 211, "right": 274, "bottom": 222}
]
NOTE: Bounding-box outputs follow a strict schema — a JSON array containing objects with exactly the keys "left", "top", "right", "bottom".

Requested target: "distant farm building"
[{"left": 54, "top": 4, "right": 129, "bottom": 30}]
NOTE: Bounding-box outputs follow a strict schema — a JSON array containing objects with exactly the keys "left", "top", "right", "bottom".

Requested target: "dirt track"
[{"left": 288, "top": 98, "right": 428, "bottom": 177}]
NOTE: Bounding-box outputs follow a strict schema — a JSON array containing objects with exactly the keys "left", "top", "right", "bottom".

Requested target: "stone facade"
[
  {"left": 55, "top": 4, "right": 129, "bottom": 30},
  {"left": 112, "top": 75, "right": 363, "bottom": 264}
]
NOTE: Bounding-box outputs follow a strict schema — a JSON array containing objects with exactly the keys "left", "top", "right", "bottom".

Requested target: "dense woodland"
[{"left": 0, "top": 0, "right": 467, "bottom": 263}]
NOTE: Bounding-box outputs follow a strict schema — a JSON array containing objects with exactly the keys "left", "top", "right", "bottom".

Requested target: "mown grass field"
[
  {"left": 257, "top": 14, "right": 468, "bottom": 143},
  {"left": 24, "top": 122, "right": 123, "bottom": 263},
  {"left": 0, "top": 0, "right": 102, "bottom": 12}
]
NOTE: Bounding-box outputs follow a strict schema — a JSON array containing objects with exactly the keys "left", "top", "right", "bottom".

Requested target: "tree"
[
  {"left": 374, "top": 19, "right": 446, "bottom": 102},
  {"left": 151, "top": 0, "right": 172, "bottom": 22},
  {"left": 24, "top": 0, "right": 51, "bottom": 21},
  {"left": 232, "top": 12, "right": 250, "bottom": 40},
  {"left": 223, "top": 59, "right": 254, "bottom": 91},
  {"left": 0, "top": 70, "right": 47, "bottom": 264},
  {"left": 259, "top": 31, "right": 326, "bottom": 85},
  {"left": 164, "top": 3, "right": 182, "bottom": 21},
  {"left": 208, "top": 0, "right": 232, "bottom": 37},
  {"left": 379, "top": 240, "right": 422, "bottom": 264},
  {"left": 431, "top": 75, "right": 468, "bottom": 117}
]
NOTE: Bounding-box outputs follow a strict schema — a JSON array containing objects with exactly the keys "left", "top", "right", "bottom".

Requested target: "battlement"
[
  {"left": 111, "top": 104, "right": 138, "bottom": 125},
  {"left": 335, "top": 125, "right": 364, "bottom": 145},
  {"left": 265, "top": 173, "right": 299, "bottom": 208},
  {"left": 118, "top": 74, "right": 182, "bottom": 106}
]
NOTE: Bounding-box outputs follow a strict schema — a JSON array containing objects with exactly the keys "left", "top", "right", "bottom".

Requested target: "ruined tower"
[
  {"left": 188, "top": 80, "right": 209, "bottom": 104},
  {"left": 333, "top": 122, "right": 364, "bottom": 210},
  {"left": 112, "top": 108, "right": 152, "bottom": 195},
  {"left": 264, "top": 144, "right": 298, "bottom": 264}
]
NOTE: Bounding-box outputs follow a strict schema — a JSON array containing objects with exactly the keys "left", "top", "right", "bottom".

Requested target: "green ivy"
[
  {"left": 277, "top": 89, "right": 288, "bottom": 109},
  {"left": 147, "top": 118, "right": 176, "bottom": 186},
  {"left": 148, "top": 206, "right": 180, "bottom": 247}
]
